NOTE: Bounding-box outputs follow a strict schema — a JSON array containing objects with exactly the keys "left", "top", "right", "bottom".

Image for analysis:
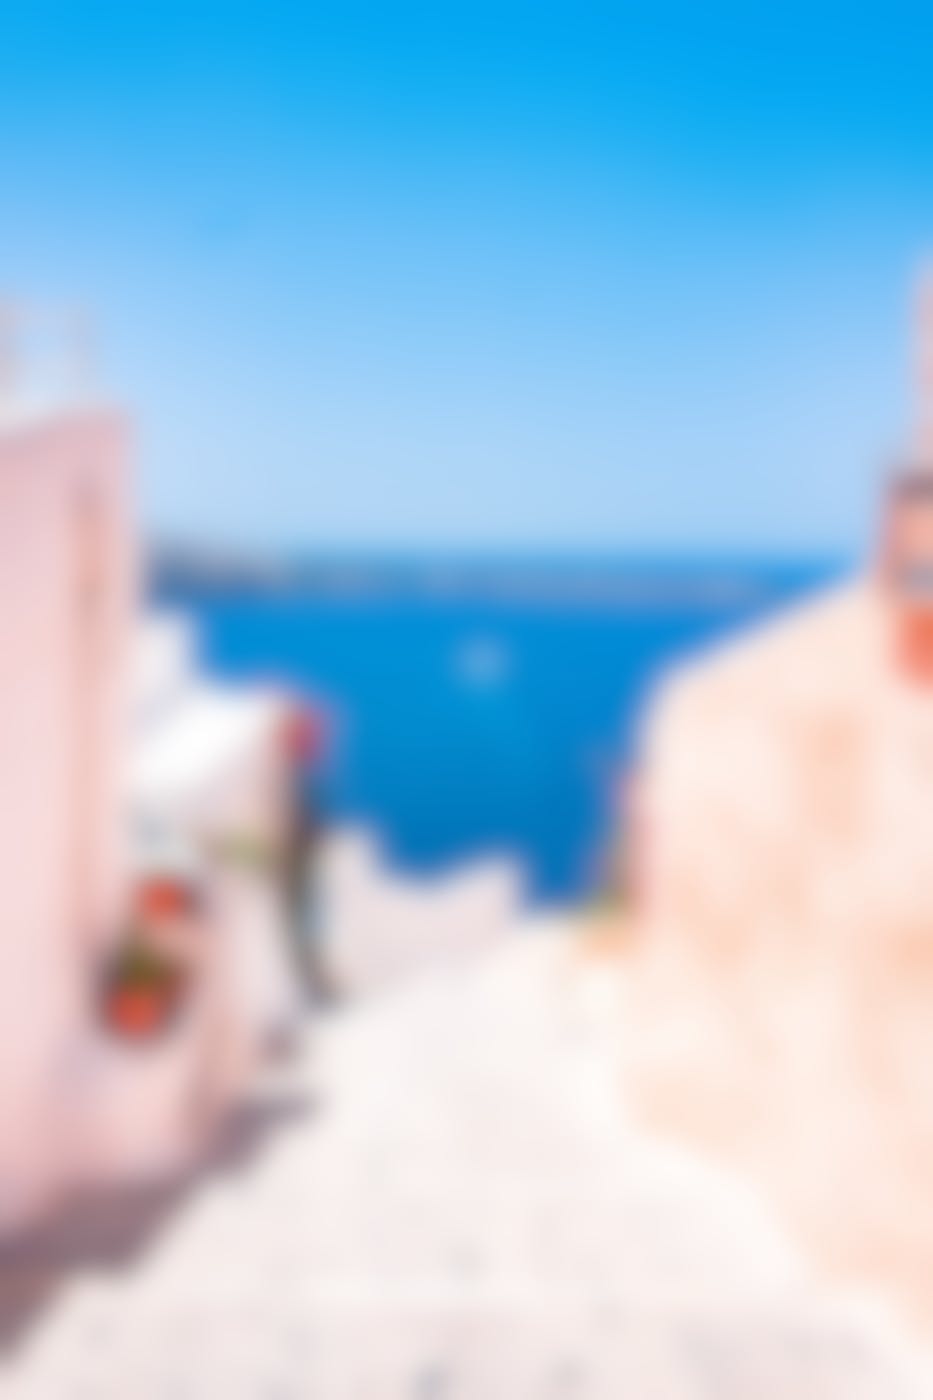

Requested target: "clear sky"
[{"left": 2, "top": 0, "right": 932, "bottom": 555}]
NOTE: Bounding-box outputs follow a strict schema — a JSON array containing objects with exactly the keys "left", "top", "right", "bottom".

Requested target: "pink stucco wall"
[{"left": 0, "top": 407, "right": 133, "bottom": 1227}]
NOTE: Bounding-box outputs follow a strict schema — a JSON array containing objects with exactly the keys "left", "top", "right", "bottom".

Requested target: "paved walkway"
[{"left": 3, "top": 927, "right": 931, "bottom": 1397}]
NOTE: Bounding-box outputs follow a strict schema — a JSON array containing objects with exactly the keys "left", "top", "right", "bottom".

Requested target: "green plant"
[
  {"left": 209, "top": 830, "right": 279, "bottom": 873},
  {"left": 108, "top": 934, "right": 180, "bottom": 991}
]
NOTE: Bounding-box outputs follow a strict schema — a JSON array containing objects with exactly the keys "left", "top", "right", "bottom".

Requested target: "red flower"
[{"left": 137, "top": 877, "right": 198, "bottom": 921}]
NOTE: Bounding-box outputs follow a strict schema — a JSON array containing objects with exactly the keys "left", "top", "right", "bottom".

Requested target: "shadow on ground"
[{"left": 0, "top": 1089, "right": 315, "bottom": 1354}]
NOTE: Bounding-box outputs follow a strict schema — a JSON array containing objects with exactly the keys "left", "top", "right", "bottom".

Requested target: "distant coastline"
[{"left": 150, "top": 544, "right": 844, "bottom": 612}]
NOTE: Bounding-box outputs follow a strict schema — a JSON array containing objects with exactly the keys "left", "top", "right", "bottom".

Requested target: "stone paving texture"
[{"left": 2, "top": 927, "right": 930, "bottom": 1397}]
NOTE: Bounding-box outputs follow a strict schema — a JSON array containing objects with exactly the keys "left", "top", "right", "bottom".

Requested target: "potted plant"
[{"left": 99, "top": 936, "right": 187, "bottom": 1042}]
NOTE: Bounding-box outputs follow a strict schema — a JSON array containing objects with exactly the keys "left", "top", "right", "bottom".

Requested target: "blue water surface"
[{"left": 157, "top": 561, "right": 838, "bottom": 902}]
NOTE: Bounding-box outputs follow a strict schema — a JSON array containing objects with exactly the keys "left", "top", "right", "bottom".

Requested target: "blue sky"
[{"left": 2, "top": 0, "right": 932, "bottom": 555}]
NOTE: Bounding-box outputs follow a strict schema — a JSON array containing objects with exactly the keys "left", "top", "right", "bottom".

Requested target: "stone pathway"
[{"left": 3, "top": 927, "right": 931, "bottom": 1397}]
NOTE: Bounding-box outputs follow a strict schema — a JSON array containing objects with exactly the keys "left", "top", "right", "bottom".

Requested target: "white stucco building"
[
  {"left": 0, "top": 390, "right": 133, "bottom": 1228},
  {"left": 0, "top": 320, "right": 300, "bottom": 1233}
]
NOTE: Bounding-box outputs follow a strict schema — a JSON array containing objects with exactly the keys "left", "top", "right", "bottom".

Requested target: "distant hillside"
[{"left": 149, "top": 544, "right": 843, "bottom": 611}]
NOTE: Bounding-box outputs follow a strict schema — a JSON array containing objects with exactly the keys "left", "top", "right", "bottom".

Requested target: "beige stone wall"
[{"left": 625, "top": 576, "right": 933, "bottom": 1330}]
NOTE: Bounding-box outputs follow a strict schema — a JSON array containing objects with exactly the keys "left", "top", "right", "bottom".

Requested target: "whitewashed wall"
[{"left": 0, "top": 408, "right": 132, "bottom": 1228}]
